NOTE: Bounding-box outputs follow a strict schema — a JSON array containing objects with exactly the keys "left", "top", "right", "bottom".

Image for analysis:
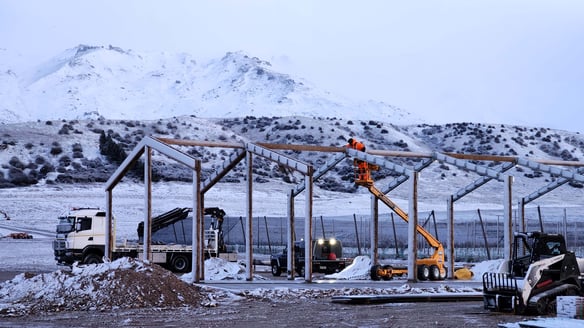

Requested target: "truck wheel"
[
  {"left": 84, "top": 254, "right": 103, "bottom": 265},
  {"left": 271, "top": 263, "right": 282, "bottom": 276},
  {"left": 296, "top": 265, "right": 305, "bottom": 277},
  {"left": 381, "top": 265, "right": 393, "bottom": 281},
  {"left": 171, "top": 254, "right": 190, "bottom": 273},
  {"left": 439, "top": 267, "right": 448, "bottom": 280},
  {"left": 546, "top": 299, "right": 557, "bottom": 315},
  {"left": 370, "top": 264, "right": 381, "bottom": 281},
  {"left": 417, "top": 265, "right": 430, "bottom": 281},
  {"left": 429, "top": 265, "right": 440, "bottom": 281}
]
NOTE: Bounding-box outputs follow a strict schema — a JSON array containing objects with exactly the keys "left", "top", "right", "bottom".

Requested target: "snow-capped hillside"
[
  {"left": 1, "top": 115, "right": 583, "bottom": 208},
  {"left": 1, "top": 45, "right": 421, "bottom": 125}
]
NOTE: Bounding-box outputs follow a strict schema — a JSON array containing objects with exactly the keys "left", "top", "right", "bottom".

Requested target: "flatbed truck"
[{"left": 52, "top": 207, "right": 236, "bottom": 273}]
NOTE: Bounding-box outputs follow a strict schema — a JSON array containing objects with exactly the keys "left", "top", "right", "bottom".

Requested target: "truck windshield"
[{"left": 56, "top": 216, "right": 75, "bottom": 233}]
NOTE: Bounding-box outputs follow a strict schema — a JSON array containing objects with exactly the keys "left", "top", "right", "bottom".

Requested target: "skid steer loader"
[{"left": 482, "top": 232, "right": 584, "bottom": 315}]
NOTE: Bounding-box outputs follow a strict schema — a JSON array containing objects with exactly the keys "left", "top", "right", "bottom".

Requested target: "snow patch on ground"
[
  {"left": 470, "top": 259, "right": 504, "bottom": 281},
  {"left": 180, "top": 258, "right": 267, "bottom": 282},
  {"left": 325, "top": 255, "right": 371, "bottom": 280},
  {"left": 323, "top": 256, "right": 503, "bottom": 281},
  {"left": 500, "top": 318, "right": 584, "bottom": 328}
]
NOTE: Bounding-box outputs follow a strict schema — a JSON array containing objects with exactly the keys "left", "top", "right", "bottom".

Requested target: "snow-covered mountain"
[
  {"left": 1, "top": 44, "right": 584, "bottom": 206},
  {"left": 0, "top": 45, "right": 420, "bottom": 124}
]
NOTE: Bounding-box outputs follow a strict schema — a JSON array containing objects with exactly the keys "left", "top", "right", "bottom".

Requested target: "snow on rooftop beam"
[{"left": 246, "top": 143, "right": 311, "bottom": 175}]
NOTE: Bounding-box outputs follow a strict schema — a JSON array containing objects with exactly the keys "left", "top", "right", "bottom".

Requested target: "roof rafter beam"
[
  {"left": 383, "top": 158, "right": 434, "bottom": 194},
  {"left": 156, "top": 138, "right": 243, "bottom": 149},
  {"left": 246, "top": 143, "right": 311, "bottom": 175},
  {"left": 517, "top": 158, "right": 584, "bottom": 183},
  {"left": 433, "top": 152, "right": 507, "bottom": 182},
  {"left": 104, "top": 138, "right": 147, "bottom": 191},
  {"left": 257, "top": 142, "right": 343, "bottom": 153},
  {"left": 293, "top": 152, "right": 347, "bottom": 197},
  {"left": 201, "top": 149, "right": 246, "bottom": 194},
  {"left": 146, "top": 137, "right": 197, "bottom": 168},
  {"left": 453, "top": 162, "right": 515, "bottom": 202},
  {"left": 105, "top": 136, "right": 198, "bottom": 191},
  {"left": 522, "top": 167, "right": 584, "bottom": 204}
]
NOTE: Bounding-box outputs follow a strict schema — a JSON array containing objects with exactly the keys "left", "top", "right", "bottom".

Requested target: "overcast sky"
[{"left": 1, "top": 0, "right": 583, "bottom": 133}]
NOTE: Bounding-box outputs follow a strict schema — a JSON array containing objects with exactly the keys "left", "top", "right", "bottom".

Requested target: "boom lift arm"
[
  {"left": 367, "top": 184, "right": 445, "bottom": 253},
  {"left": 353, "top": 161, "right": 446, "bottom": 280}
]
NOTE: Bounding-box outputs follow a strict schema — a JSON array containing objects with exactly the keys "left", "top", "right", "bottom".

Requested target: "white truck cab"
[{"left": 53, "top": 208, "right": 108, "bottom": 265}]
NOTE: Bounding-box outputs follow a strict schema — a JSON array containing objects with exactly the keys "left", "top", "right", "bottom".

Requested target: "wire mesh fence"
[{"left": 220, "top": 206, "right": 584, "bottom": 262}]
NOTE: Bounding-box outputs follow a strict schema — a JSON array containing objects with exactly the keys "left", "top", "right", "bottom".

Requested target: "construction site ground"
[
  {"left": 1, "top": 299, "right": 525, "bottom": 328},
  {"left": 0, "top": 267, "right": 533, "bottom": 328}
]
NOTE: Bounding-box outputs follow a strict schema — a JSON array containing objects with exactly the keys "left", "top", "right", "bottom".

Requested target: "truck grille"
[{"left": 53, "top": 239, "right": 67, "bottom": 251}]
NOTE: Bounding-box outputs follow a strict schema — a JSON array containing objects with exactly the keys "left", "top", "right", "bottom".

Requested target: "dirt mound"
[{"left": 0, "top": 258, "right": 205, "bottom": 316}]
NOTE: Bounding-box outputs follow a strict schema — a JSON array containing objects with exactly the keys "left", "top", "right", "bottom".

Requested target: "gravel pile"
[{"left": 0, "top": 258, "right": 205, "bottom": 316}]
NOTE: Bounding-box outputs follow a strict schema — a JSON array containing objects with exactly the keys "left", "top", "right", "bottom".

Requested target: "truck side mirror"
[{"left": 75, "top": 222, "right": 81, "bottom": 232}]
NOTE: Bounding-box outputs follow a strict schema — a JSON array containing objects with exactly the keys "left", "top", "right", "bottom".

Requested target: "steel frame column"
[
  {"left": 192, "top": 162, "right": 202, "bottom": 282},
  {"left": 446, "top": 195, "right": 454, "bottom": 279},
  {"left": 503, "top": 175, "right": 513, "bottom": 261},
  {"left": 407, "top": 170, "right": 418, "bottom": 282},
  {"left": 105, "top": 189, "right": 113, "bottom": 261},
  {"left": 246, "top": 151, "right": 253, "bottom": 281},
  {"left": 143, "top": 146, "right": 152, "bottom": 262},
  {"left": 304, "top": 173, "right": 313, "bottom": 282},
  {"left": 287, "top": 190, "right": 295, "bottom": 280},
  {"left": 370, "top": 194, "right": 379, "bottom": 263}
]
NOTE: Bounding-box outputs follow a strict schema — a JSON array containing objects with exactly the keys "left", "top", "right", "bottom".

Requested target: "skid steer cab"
[{"left": 483, "top": 232, "right": 584, "bottom": 315}]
